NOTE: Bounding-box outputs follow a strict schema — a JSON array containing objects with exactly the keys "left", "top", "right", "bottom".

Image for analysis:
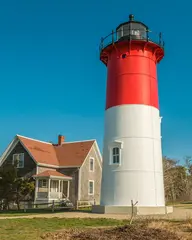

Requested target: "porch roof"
[{"left": 33, "top": 170, "right": 72, "bottom": 180}]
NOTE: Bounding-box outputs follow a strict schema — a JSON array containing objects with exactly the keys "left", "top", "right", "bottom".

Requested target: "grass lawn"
[
  {"left": 167, "top": 201, "right": 192, "bottom": 209},
  {"left": 0, "top": 209, "right": 58, "bottom": 217},
  {"left": 0, "top": 208, "right": 81, "bottom": 217},
  {"left": 0, "top": 207, "right": 91, "bottom": 217},
  {"left": 0, "top": 217, "right": 129, "bottom": 240}
]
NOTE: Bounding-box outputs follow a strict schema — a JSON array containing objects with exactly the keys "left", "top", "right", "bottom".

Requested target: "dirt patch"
[{"left": 41, "top": 223, "right": 183, "bottom": 240}]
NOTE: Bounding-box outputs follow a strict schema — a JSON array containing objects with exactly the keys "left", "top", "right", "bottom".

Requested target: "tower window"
[
  {"left": 112, "top": 147, "right": 120, "bottom": 164},
  {"left": 108, "top": 141, "right": 123, "bottom": 165}
]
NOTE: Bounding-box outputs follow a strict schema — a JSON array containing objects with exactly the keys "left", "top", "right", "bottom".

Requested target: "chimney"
[{"left": 58, "top": 135, "right": 65, "bottom": 145}]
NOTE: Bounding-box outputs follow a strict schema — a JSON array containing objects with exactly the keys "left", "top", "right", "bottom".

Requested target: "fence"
[
  {"left": 0, "top": 198, "right": 97, "bottom": 213},
  {"left": 0, "top": 199, "right": 74, "bottom": 213},
  {"left": 76, "top": 199, "right": 96, "bottom": 209}
]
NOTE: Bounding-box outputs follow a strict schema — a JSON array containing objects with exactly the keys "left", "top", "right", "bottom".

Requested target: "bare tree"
[{"left": 163, "top": 157, "right": 188, "bottom": 203}]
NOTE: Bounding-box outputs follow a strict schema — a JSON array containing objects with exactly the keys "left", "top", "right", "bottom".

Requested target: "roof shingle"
[
  {"left": 17, "top": 135, "right": 95, "bottom": 167},
  {"left": 55, "top": 141, "right": 94, "bottom": 166}
]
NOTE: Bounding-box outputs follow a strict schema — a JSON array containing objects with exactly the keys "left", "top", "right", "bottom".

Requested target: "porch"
[{"left": 33, "top": 170, "right": 72, "bottom": 203}]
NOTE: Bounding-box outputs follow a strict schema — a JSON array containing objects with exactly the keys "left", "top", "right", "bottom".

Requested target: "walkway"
[{"left": 0, "top": 207, "right": 191, "bottom": 220}]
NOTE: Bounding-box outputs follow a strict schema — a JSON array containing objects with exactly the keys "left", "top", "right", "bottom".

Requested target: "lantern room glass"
[{"left": 116, "top": 22, "right": 147, "bottom": 41}]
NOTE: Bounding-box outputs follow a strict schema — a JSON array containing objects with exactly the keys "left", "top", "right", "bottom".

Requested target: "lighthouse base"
[{"left": 92, "top": 205, "right": 173, "bottom": 215}]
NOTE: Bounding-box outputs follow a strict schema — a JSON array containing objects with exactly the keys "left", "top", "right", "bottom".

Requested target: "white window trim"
[
  {"left": 39, "top": 179, "right": 48, "bottom": 188},
  {"left": 108, "top": 141, "right": 123, "bottom": 166},
  {"left": 110, "top": 147, "right": 121, "bottom": 165},
  {"left": 12, "top": 153, "right": 24, "bottom": 168},
  {"left": 89, "top": 157, "right": 95, "bottom": 172},
  {"left": 88, "top": 180, "right": 94, "bottom": 195},
  {"left": 112, "top": 147, "right": 121, "bottom": 165}
]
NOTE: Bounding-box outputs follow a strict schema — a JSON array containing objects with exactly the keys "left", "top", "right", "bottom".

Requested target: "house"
[{"left": 0, "top": 134, "right": 102, "bottom": 206}]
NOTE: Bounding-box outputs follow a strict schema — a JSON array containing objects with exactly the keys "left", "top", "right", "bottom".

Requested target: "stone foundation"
[{"left": 92, "top": 205, "right": 173, "bottom": 215}]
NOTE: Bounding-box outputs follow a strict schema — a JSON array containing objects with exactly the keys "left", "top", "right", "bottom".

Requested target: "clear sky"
[{"left": 0, "top": 0, "right": 191, "bottom": 162}]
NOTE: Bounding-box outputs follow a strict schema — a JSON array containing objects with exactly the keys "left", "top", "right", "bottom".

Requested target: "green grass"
[
  {"left": 166, "top": 202, "right": 192, "bottom": 209},
  {"left": 167, "top": 201, "right": 192, "bottom": 206},
  {"left": 0, "top": 217, "right": 128, "bottom": 240},
  {"left": 0, "top": 209, "right": 57, "bottom": 217},
  {"left": 0, "top": 207, "right": 92, "bottom": 217},
  {"left": 0, "top": 208, "right": 76, "bottom": 217}
]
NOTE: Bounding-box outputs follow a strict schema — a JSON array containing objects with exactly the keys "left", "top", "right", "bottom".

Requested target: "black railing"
[{"left": 99, "top": 29, "right": 164, "bottom": 52}]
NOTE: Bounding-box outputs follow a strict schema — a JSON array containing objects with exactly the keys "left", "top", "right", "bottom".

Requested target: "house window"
[
  {"left": 12, "top": 153, "right": 24, "bottom": 168},
  {"left": 39, "top": 179, "right": 47, "bottom": 188},
  {"left": 88, "top": 180, "right": 94, "bottom": 195},
  {"left": 89, "top": 158, "right": 94, "bottom": 172},
  {"left": 112, "top": 147, "right": 120, "bottom": 164}
]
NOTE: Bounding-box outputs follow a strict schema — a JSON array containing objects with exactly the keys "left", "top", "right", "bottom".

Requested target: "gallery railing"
[{"left": 99, "top": 29, "right": 164, "bottom": 53}]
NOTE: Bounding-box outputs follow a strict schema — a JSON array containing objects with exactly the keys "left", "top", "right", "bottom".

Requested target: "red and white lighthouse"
[{"left": 93, "top": 15, "right": 172, "bottom": 214}]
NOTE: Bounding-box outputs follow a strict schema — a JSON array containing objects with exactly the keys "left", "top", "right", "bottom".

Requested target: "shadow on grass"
[
  {"left": 0, "top": 207, "right": 95, "bottom": 216},
  {"left": 74, "top": 209, "right": 92, "bottom": 213},
  {"left": 180, "top": 202, "right": 192, "bottom": 205},
  {"left": 0, "top": 208, "right": 74, "bottom": 216}
]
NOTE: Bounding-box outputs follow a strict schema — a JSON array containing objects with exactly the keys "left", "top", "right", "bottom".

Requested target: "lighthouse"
[{"left": 93, "top": 14, "right": 173, "bottom": 215}]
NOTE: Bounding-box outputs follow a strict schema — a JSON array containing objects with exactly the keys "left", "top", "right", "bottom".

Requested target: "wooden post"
[
  {"left": 52, "top": 200, "right": 55, "bottom": 212},
  {"left": 129, "top": 200, "right": 138, "bottom": 225},
  {"left": 23, "top": 202, "right": 26, "bottom": 212}
]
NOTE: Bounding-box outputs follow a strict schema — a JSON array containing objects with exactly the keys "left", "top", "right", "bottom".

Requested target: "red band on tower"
[{"left": 101, "top": 41, "right": 164, "bottom": 110}]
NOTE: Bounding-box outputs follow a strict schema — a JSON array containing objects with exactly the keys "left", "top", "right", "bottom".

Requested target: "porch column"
[
  {"left": 48, "top": 179, "right": 51, "bottom": 199},
  {"left": 61, "top": 180, "right": 63, "bottom": 198},
  {"left": 34, "top": 178, "right": 39, "bottom": 203},
  {"left": 67, "top": 180, "right": 70, "bottom": 198},
  {"left": 58, "top": 180, "right": 61, "bottom": 199}
]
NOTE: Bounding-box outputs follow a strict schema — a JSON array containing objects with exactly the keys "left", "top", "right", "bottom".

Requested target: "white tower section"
[{"left": 100, "top": 105, "right": 165, "bottom": 207}]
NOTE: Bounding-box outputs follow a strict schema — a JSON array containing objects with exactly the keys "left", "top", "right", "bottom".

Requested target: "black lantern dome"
[{"left": 116, "top": 14, "right": 148, "bottom": 41}]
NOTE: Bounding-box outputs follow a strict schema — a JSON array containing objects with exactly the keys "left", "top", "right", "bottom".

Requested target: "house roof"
[
  {"left": 18, "top": 136, "right": 59, "bottom": 166},
  {"left": 54, "top": 141, "right": 95, "bottom": 166},
  {"left": 17, "top": 135, "right": 95, "bottom": 167},
  {"left": 33, "top": 170, "right": 72, "bottom": 179}
]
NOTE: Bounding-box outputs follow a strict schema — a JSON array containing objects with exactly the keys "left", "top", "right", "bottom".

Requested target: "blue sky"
[{"left": 0, "top": 0, "right": 191, "bottom": 162}]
